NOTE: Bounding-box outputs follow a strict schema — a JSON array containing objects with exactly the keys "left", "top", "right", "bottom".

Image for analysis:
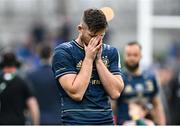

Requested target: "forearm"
[
  {"left": 27, "top": 97, "right": 40, "bottom": 125},
  {"left": 153, "top": 97, "right": 166, "bottom": 125},
  {"left": 154, "top": 103, "right": 166, "bottom": 125},
  {"left": 31, "top": 109, "right": 40, "bottom": 125},
  {"left": 70, "top": 57, "right": 93, "bottom": 98},
  {"left": 96, "top": 59, "right": 124, "bottom": 99},
  {"left": 111, "top": 99, "right": 118, "bottom": 115}
]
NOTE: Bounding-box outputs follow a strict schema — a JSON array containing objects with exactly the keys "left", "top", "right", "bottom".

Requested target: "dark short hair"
[
  {"left": 0, "top": 52, "right": 21, "bottom": 68},
  {"left": 83, "top": 8, "right": 108, "bottom": 33},
  {"left": 39, "top": 45, "right": 52, "bottom": 59},
  {"left": 126, "top": 41, "right": 142, "bottom": 50}
]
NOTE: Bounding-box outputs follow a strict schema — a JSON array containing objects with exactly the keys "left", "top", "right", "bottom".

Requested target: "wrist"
[
  {"left": 84, "top": 57, "right": 94, "bottom": 64},
  {"left": 95, "top": 56, "right": 102, "bottom": 61},
  {"left": 95, "top": 58, "right": 103, "bottom": 65}
]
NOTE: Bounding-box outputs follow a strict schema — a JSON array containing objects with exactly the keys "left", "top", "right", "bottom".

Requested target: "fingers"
[
  {"left": 86, "top": 35, "right": 102, "bottom": 52},
  {"left": 89, "top": 37, "right": 95, "bottom": 45},
  {"left": 84, "top": 36, "right": 102, "bottom": 60},
  {"left": 99, "top": 36, "right": 103, "bottom": 44},
  {"left": 95, "top": 42, "right": 102, "bottom": 50},
  {"left": 92, "top": 37, "right": 100, "bottom": 47},
  {"left": 89, "top": 36, "right": 102, "bottom": 48}
]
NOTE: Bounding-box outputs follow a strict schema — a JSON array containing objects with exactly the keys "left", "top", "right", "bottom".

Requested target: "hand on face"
[
  {"left": 84, "top": 36, "right": 102, "bottom": 61},
  {"left": 96, "top": 37, "right": 103, "bottom": 61}
]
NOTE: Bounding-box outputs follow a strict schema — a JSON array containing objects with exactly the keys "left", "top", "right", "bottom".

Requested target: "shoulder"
[
  {"left": 142, "top": 70, "right": 156, "bottom": 81},
  {"left": 15, "top": 75, "right": 28, "bottom": 86},
  {"left": 26, "top": 69, "right": 38, "bottom": 78},
  {"left": 103, "top": 44, "right": 119, "bottom": 55},
  {"left": 53, "top": 41, "right": 74, "bottom": 59},
  {"left": 54, "top": 41, "right": 74, "bottom": 53},
  {"left": 103, "top": 44, "right": 117, "bottom": 51}
]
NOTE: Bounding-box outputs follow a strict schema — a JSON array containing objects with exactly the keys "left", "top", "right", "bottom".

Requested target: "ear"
[{"left": 77, "top": 24, "right": 83, "bottom": 32}]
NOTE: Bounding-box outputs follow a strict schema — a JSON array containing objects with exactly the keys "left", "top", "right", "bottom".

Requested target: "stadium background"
[{"left": 0, "top": 0, "right": 179, "bottom": 124}]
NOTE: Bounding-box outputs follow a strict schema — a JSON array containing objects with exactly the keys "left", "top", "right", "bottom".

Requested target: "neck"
[
  {"left": 75, "top": 35, "right": 84, "bottom": 47},
  {"left": 127, "top": 68, "right": 142, "bottom": 76}
]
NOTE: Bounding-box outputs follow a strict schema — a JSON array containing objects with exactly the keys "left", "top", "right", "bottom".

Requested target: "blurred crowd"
[
  {"left": 0, "top": 21, "right": 70, "bottom": 124},
  {"left": 0, "top": 19, "right": 180, "bottom": 125}
]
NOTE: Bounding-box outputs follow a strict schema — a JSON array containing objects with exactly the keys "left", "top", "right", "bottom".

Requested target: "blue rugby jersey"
[
  {"left": 116, "top": 69, "right": 159, "bottom": 125},
  {"left": 52, "top": 40, "right": 121, "bottom": 125}
]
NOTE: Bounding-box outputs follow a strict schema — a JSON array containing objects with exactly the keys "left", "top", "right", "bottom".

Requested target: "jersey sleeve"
[
  {"left": 52, "top": 47, "right": 77, "bottom": 79},
  {"left": 109, "top": 48, "right": 122, "bottom": 75},
  {"left": 151, "top": 75, "right": 160, "bottom": 97}
]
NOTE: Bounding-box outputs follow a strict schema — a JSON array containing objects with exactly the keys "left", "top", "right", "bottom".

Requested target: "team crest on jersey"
[
  {"left": 146, "top": 80, "right": 154, "bottom": 92},
  {"left": 76, "top": 60, "right": 82, "bottom": 70},
  {"left": 135, "top": 83, "right": 144, "bottom": 92},
  {"left": 102, "top": 56, "right": 109, "bottom": 67},
  {"left": 124, "top": 85, "right": 133, "bottom": 94}
]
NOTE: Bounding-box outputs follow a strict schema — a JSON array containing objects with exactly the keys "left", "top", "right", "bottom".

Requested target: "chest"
[
  {"left": 122, "top": 76, "right": 155, "bottom": 97},
  {"left": 70, "top": 49, "right": 110, "bottom": 95},
  {"left": 0, "top": 79, "right": 25, "bottom": 99}
]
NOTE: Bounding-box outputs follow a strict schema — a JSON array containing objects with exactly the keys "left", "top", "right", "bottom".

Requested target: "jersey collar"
[{"left": 73, "top": 40, "right": 84, "bottom": 50}]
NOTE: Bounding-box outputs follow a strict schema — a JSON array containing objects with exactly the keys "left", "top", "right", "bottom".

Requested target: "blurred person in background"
[
  {"left": 16, "top": 40, "right": 39, "bottom": 72},
  {"left": 112, "top": 42, "right": 166, "bottom": 125},
  {"left": 54, "top": 20, "right": 71, "bottom": 46},
  {"left": 30, "top": 21, "right": 47, "bottom": 45},
  {"left": 156, "top": 64, "right": 173, "bottom": 124},
  {"left": 52, "top": 8, "right": 124, "bottom": 125},
  {"left": 123, "top": 98, "right": 155, "bottom": 126},
  {"left": 156, "top": 41, "right": 180, "bottom": 124},
  {"left": 168, "top": 68, "right": 180, "bottom": 124},
  {"left": 0, "top": 51, "right": 39, "bottom": 125},
  {"left": 27, "top": 45, "right": 62, "bottom": 124}
]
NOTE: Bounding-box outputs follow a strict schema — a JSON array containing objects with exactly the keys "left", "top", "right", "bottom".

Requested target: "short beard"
[
  {"left": 125, "top": 62, "right": 139, "bottom": 72},
  {"left": 80, "top": 35, "right": 88, "bottom": 46}
]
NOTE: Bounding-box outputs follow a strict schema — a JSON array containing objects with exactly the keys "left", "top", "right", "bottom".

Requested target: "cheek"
[
  {"left": 127, "top": 56, "right": 139, "bottom": 62},
  {"left": 83, "top": 34, "right": 91, "bottom": 43},
  {"left": 136, "top": 56, "right": 141, "bottom": 62},
  {"left": 85, "top": 34, "right": 91, "bottom": 41},
  {"left": 86, "top": 37, "right": 91, "bottom": 43},
  {"left": 81, "top": 34, "right": 86, "bottom": 42},
  {"left": 125, "top": 56, "right": 134, "bottom": 63}
]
